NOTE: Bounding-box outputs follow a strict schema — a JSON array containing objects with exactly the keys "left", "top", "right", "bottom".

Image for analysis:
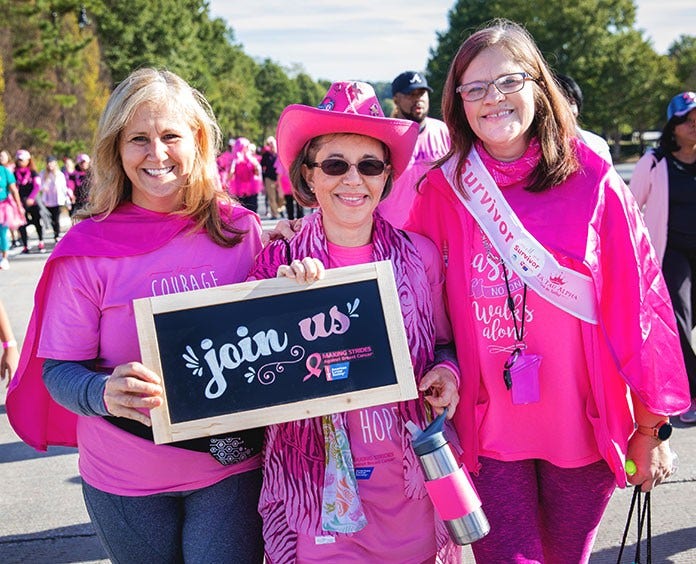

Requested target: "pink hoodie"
[{"left": 405, "top": 142, "right": 689, "bottom": 485}]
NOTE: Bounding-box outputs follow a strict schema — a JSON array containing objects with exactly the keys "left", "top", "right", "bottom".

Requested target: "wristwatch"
[{"left": 636, "top": 420, "right": 673, "bottom": 441}]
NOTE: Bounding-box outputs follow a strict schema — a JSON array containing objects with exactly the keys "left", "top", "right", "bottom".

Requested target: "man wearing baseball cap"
[{"left": 378, "top": 71, "right": 450, "bottom": 227}]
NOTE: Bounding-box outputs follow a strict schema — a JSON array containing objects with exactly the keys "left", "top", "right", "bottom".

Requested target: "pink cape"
[
  {"left": 405, "top": 143, "right": 690, "bottom": 484},
  {"left": 6, "top": 202, "right": 255, "bottom": 451}
]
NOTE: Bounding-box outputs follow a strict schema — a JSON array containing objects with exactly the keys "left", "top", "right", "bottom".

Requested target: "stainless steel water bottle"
[{"left": 408, "top": 411, "right": 490, "bottom": 545}]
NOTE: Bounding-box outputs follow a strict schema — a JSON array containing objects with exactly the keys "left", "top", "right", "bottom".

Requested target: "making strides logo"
[{"left": 181, "top": 298, "right": 373, "bottom": 400}]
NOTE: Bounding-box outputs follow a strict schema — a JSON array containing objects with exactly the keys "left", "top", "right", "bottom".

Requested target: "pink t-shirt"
[
  {"left": 216, "top": 150, "right": 234, "bottom": 192},
  {"left": 378, "top": 117, "right": 450, "bottom": 228},
  {"left": 468, "top": 185, "right": 600, "bottom": 467},
  {"left": 294, "top": 236, "right": 448, "bottom": 563},
  {"left": 37, "top": 211, "right": 264, "bottom": 495}
]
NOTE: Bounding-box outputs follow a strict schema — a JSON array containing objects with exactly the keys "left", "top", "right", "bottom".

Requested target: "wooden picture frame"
[{"left": 134, "top": 260, "right": 417, "bottom": 444}]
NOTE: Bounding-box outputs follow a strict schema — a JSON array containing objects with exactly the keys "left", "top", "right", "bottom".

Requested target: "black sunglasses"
[{"left": 308, "top": 158, "right": 388, "bottom": 176}]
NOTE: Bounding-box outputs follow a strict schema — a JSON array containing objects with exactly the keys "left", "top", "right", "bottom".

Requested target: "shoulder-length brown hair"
[
  {"left": 439, "top": 19, "right": 579, "bottom": 195},
  {"left": 78, "top": 68, "right": 245, "bottom": 247}
]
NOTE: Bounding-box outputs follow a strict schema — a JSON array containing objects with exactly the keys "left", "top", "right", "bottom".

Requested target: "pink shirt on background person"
[
  {"left": 37, "top": 205, "right": 263, "bottom": 496},
  {"left": 274, "top": 158, "right": 293, "bottom": 196},
  {"left": 216, "top": 149, "right": 235, "bottom": 193},
  {"left": 40, "top": 169, "right": 71, "bottom": 207},
  {"left": 378, "top": 117, "right": 450, "bottom": 228},
  {"left": 232, "top": 157, "right": 262, "bottom": 197},
  {"left": 293, "top": 237, "right": 447, "bottom": 563}
]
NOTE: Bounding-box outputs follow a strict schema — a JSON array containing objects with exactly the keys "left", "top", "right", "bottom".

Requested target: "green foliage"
[
  {"left": 191, "top": 16, "right": 262, "bottom": 144},
  {"left": 0, "top": 0, "right": 327, "bottom": 155},
  {"left": 371, "top": 81, "right": 394, "bottom": 115},
  {"left": 0, "top": 50, "right": 5, "bottom": 137},
  {"left": 668, "top": 35, "right": 696, "bottom": 91},
  {"left": 0, "top": 0, "right": 686, "bottom": 160},
  {"left": 92, "top": 0, "right": 209, "bottom": 84},
  {"left": 53, "top": 139, "right": 88, "bottom": 160},
  {"left": 256, "top": 59, "right": 299, "bottom": 140},
  {"left": 425, "top": 0, "right": 680, "bottom": 150},
  {"left": 295, "top": 73, "right": 326, "bottom": 106}
]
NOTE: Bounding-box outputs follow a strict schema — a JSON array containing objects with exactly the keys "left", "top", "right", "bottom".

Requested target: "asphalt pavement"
[{"left": 1, "top": 186, "right": 695, "bottom": 563}]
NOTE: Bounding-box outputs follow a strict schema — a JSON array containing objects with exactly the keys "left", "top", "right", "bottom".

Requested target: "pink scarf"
[{"left": 475, "top": 138, "right": 541, "bottom": 187}]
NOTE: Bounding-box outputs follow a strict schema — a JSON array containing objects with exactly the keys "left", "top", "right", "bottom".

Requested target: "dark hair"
[
  {"left": 438, "top": 19, "right": 579, "bottom": 194},
  {"left": 555, "top": 73, "right": 583, "bottom": 113},
  {"left": 290, "top": 133, "right": 394, "bottom": 208},
  {"left": 659, "top": 114, "right": 689, "bottom": 154}
]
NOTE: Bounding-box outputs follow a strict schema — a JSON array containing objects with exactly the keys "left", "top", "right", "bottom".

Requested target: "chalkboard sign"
[{"left": 134, "top": 260, "right": 417, "bottom": 444}]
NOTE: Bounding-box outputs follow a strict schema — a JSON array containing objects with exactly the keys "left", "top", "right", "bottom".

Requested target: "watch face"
[{"left": 657, "top": 422, "right": 673, "bottom": 441}]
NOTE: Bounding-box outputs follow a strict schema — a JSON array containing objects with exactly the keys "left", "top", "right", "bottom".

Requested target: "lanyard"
[{"left": 502, "top": 263, "right": 527, "bottom": 344}]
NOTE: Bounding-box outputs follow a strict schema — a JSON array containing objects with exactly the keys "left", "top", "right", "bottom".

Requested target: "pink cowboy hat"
[{"left": 276, "top": 81, "right": 418, "bottom": 179}]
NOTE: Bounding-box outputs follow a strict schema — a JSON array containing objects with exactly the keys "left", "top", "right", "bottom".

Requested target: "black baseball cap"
[{"left": 391, "top": 71, "right": 433, "bottom": 96}]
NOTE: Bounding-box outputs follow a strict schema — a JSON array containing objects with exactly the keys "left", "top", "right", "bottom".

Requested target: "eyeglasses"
[
  {"left": 456, "top": 72, "right": 534, "bottom": 102},
  {"left": 308, "top": 158, "right": 387, "bottom": 176}
]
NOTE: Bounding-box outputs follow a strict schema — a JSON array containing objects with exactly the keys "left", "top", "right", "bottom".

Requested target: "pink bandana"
[{"left": 475, "top": 138, "right": 541, "bottom": 187}]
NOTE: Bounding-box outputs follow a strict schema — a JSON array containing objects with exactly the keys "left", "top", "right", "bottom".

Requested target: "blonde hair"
[{"left": 80, "top": 68, "right": 245, "bottom": 246}]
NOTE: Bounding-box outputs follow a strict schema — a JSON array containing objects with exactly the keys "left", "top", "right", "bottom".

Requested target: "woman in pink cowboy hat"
[{"left": 249, "top": 81, "right": 461, "bottom": 563}]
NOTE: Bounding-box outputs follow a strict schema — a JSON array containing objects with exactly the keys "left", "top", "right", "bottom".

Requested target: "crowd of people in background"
[
  {"left": 0, "top": 149, "right": 92, "bottom": 270},
  {"left": 1, "top": 131, "right": 304, "bottom": 275},
  {"left": 216, "top": 134, "right": 305, "bottom": 220}
]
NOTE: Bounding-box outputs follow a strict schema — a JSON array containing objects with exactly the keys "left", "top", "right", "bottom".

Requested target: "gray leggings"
[{"left": 82, "top": 469, "right": 263, "bottom": 564}]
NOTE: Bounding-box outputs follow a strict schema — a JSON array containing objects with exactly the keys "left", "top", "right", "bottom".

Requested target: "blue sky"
[{"left": 208, "top": 1, "right": 694, "bottom": 83}]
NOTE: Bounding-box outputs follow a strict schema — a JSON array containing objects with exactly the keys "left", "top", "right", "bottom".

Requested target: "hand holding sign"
[
  {"left": 103, "top": 362, "right": 163, "bottom": 427},
  {"left": 277, "top": 257, "right": 326, "bottom": 284},
  {"left": 134, "top": 261, "right": 418, "bottom": 444}
]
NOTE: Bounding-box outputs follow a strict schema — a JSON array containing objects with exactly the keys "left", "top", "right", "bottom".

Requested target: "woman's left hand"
[
  {"left": 277, "top": 257, "right": 325, "bottom": 284},
  {"left": 626, "top": 432, "right": 675, "bottom": 492},
  {"left": 419, "top": 366, "right": 459, "bottom": 419}
]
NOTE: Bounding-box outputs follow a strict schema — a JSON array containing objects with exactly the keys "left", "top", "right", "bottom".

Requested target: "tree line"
[
  {"left": 428, "top": 0, "right": 696, "bottom": 156},
  {"left": 1, "top": 0, "right": 694, "bottom": 162}
]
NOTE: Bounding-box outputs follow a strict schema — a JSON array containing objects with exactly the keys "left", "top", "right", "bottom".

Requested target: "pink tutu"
[{"left": 0, "top": 197, "right": 26, "bottom": 230}]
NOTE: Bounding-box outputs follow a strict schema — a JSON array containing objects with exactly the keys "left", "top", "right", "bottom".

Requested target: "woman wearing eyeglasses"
[
  {"left": 250, "top": 80, "right": 461, "bottom": 563},
  {"left": 405, "top": 19, "right": 689, "bottom": 563}
]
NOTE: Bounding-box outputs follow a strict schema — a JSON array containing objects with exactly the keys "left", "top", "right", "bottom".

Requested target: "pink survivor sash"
[{"left": 442, "top": 148, "right": 599, "bottom": 324}]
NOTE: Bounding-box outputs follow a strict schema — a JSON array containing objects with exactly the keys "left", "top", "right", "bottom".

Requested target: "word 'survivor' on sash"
[{"left": 442, "top": 149, "right": 598, "bottom": 324}]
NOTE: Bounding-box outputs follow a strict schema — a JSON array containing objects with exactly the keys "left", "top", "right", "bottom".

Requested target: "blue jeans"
[{"left": 82, "top": 469, "right": 263, "bottom": 563}]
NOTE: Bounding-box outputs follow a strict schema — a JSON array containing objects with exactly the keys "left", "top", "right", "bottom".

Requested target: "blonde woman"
[{"left": 8, "top": 68, "right": 265, "bottom": 562}]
